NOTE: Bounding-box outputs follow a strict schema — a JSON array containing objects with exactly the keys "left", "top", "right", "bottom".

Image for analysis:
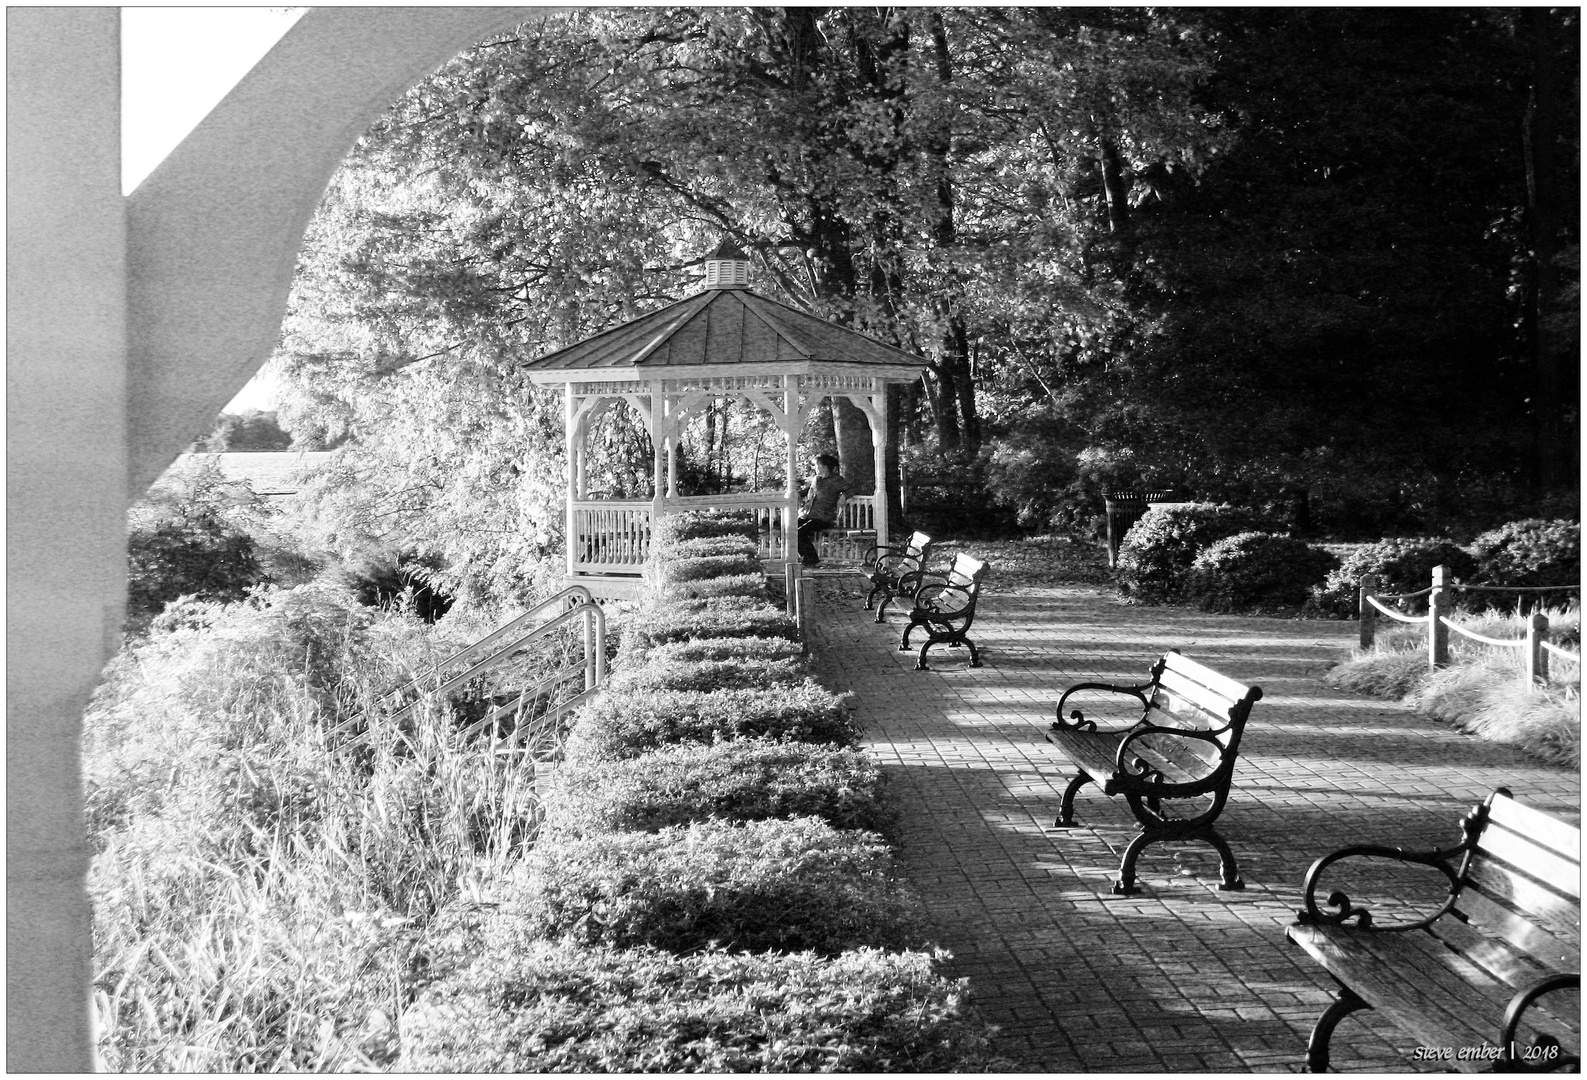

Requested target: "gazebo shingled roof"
[{"left": 520, "top": 287, "right": 922, "bottom": 375}]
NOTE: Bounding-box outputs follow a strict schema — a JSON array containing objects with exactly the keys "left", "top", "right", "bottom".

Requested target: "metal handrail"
[{"left": 331, "top": 590, "right": 606, "bottom": 745}]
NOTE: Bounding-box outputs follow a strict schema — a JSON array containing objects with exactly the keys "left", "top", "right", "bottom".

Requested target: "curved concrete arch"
[
  {"left": 127, "top": 6, "right": 537, "bottom": 497},
  {"left": 9, "top": 8, "right": 554, "bottom": 1069}
]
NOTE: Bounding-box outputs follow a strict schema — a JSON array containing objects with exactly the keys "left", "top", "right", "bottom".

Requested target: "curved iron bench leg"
[
  {"left": 1053, "top": 771, "right": 1093, "bottom": 828},
  {"left": 1203, "top": 827, "right": 1245, "bottom": 891},
  {"left": 1305, "top": 986, "right": 1369, "bottom": 1073}
]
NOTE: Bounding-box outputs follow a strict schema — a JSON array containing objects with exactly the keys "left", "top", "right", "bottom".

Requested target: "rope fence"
[{"left": 1359, "top": 565, "right": 1581, "bottom": 687}]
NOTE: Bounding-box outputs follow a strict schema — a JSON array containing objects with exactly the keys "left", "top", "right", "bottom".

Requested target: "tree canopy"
[{"left": 271, "top": 7, "right": 1578, "bottom": 609}]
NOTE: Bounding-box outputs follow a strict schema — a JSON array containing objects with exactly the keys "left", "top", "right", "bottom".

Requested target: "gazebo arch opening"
[{"left": 525, "top": 242, "right": 923, "bottom": 598}]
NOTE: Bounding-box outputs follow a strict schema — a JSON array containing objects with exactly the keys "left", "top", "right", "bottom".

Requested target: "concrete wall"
[{"left": 6, "top": 7, "right": 533, "bottom": 1069}]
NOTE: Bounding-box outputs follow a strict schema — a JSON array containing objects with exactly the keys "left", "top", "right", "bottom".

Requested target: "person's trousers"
[{"left": 797, "top": 517, "right": 832, "bottom": 563}]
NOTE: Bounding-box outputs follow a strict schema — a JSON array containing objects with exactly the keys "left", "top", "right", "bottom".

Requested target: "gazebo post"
[
  {"left": 784, "top": 373, "right": 800, "bottom": 614},
  {"left": 564, "top": 384, "right": 577, "bottom": 578},
  {"left": 650, "top": 383, "right": 666, "bottom": 553},
  {"left": 871, "top": 388, "right": 889, "bottom": 545}
]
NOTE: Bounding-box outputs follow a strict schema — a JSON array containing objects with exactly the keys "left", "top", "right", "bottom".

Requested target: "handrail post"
[
  {"left": 1359, "top": 573, "right": 1378, "bottom": 650},
  {"left": 583, "top": 603, "right": 595, "bottom": 691},
  {"left": 1526, "top": 612, "right": 1549, "bottom": 686},
  {"left": 1428, "top": 565, "right": 1449, "bottom": 670}
]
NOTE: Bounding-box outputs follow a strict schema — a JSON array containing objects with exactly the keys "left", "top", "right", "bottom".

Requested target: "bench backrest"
[
  {"left": 903, "top": 531, "right": 932, "bottom": 559},
  {"left": 946, "top": 553, "right": 988, "bottom": 592},
  {"left": 1454, "top": 791, "right": 1580, "bottom": 973},
  {"left": 1134, "top": 651, "right": 1262, "bottom": 776}
]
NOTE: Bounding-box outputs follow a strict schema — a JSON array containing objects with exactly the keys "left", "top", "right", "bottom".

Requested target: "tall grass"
[
  {"left": 85, "top": 583, "right": 557, "bottom": 1070},
  {"left": 1326, "top": 601, "right": 1580, "bottom": 766}
]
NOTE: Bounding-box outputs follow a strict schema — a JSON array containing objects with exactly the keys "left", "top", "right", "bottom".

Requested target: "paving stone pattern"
[{"left": 802, "top": 577, "right": 1580, "bottom": 1074}]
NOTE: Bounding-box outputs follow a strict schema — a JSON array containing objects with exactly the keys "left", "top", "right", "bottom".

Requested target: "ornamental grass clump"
[
  {"left": 513, "top": 816, "right": 924, "bottom": 955},
  {"left": 542, "top": 738, "right": 893, "bottom": 838},
  {"left": 604, "top": 653, "right": 809, "bottom": 694},
  {"left": 1325, "top": 604, "right": 1580, "bottom": 766},
  {"left": 83, "top": 583, "right": 546, "bottom": 1071},
  {"left": 562, "top": 682, "right": 857, "bottom": 763},
  {"left": 400, "top": 942, "right": 1009, "bottom": 1073}
]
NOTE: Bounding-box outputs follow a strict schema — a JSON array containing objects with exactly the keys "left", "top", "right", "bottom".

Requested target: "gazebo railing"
[{"left": 570, "top": 499, "right": 652, "bottom": 574}]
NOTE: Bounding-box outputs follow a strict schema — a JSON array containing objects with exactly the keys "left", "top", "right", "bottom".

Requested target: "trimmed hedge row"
[
  {"left": 542, "top": 738, "right": 893, "bottom": 838},
  {"left": 517, "top": 816, "right": 923, "bottom": 954},
  {"left": 563, "top": 682, "right": 858, "bottom": 763},
  {"left": 604, "top": 654, "right": 810, "bottom": 694},
  {"left": 401, "top": 941, "right": 1006, "bottom": 1072},
  {"left": 400, "top": 512, "right": 1005, "bottom": 1069}
]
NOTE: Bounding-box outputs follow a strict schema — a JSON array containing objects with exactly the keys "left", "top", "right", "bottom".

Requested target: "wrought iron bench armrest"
[
  {"left": 1294, "top": 842, "right": 1468, "bottom": 931},
  {"left": 1053, "top": 681, "right": 1152, "bottom": 733}
]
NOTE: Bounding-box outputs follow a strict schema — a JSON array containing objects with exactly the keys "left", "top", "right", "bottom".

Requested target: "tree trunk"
[{"left": 831, "top": 396, "right": 876, "bottom": 494}]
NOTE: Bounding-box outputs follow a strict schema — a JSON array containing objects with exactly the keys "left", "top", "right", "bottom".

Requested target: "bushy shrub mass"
[
  {"left": 650, "top": 509, "right": 758, "bottom": 547},
  {"left": 1472, "top": 518, "right": 1581, "bottom": 589},
  {"left": 654, "top": 572, "right": 767, "bottom": 601},
  {"left": 622, "top": 596, "right": 797, "bottom": 659},
  {"left": 563, "top": 683, "right": 857, "bottom": 763},
  {"left": 605, "top": 654, "right": 809, "bottom": 694},
  {"left": 657, "top": 552, "right": 763, "bottom": 583},
  {"left": 542, "top": 739, "right": 892, "bottom": 838},
  {"left": 1116, "top": 503, "right": 1277, "bottom": 603},
  {"left": 516, "top": 817, "right": 923, "bottom": 954},
  {"left": 1185, "top": 532, "right": 1339, "bottom": 613},
  {"left": 614, "top": 634, "right": 806, "bottom": 672},
  {"left": 401, "top": 942, "right": 1008, "bottom": 1072},
  {"left": 666, "top": 535, "right": 761, "bottom": 561},
  {"left": 1307, "top": 537, "right": 1478, "bottom": 617}
]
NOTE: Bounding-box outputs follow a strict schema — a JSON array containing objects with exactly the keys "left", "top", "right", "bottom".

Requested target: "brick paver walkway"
[{"left": 802, "top": 577, "right": 1579, "bottom": 1073}]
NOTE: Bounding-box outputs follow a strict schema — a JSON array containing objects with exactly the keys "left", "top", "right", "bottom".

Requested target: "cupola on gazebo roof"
[{"left": 521, "top": 240, "right": 925, "bottom": 607}]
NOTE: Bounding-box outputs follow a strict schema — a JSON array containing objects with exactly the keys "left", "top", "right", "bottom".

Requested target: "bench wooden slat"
[
  {"left": 1159, "top": 652, "right": 1257, "bottom": 709},
  {"left": 1487, "top": 793, "right": 1582, "bottom": 864},
  {"left": 1475, "top": 823, "right": 1581, "bottom": 898},
  {"left": 1430, "top": 913, "right": 1573, "bottom": 1004},
  {"left": 1462, "top": 856, "right": 1582, "bottom": 953},
  {"left": 1127, "top": 729, "right": 1220, "bottom": 778},
  {"left": 1455, "top": 882, "right": 1581, "bottom": 972}
]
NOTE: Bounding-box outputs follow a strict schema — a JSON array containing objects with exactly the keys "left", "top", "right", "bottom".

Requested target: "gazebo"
[{"left": 523, "top": 241, "right": 925, "bottom": 602}]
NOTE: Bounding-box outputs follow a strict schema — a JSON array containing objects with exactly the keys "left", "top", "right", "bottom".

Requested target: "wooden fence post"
[
  {"left": 1358, "top": 573, "right": 1378, "bottom": 650},
  {"left": 1526, "top": 612, "right": 1550, "bottom": 686},
  {"left": 1428, "top": 564, "right": 1449, "bottom": 670}
]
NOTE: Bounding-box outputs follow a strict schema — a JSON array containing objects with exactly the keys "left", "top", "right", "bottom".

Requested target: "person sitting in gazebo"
[{"left": 798, "top": 453, "right": 850, "bottom": 567}]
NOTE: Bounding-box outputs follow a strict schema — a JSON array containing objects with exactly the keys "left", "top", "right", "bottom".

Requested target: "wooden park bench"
[
  {"left": 864, "top": 530, "right": 933, "bottom": 623},
  {"left": 1044, "top": 650, "right": 1261, "bottom": 895},
  {"left": 1287, "top": 788, "right": 1580, "bottom": 1073},
  {"left": 898, "top": 553, "right": 988, "bottom": 671}
]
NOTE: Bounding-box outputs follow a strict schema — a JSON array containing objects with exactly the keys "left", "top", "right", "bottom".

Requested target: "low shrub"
[
  {"left": 614, "top": 634, "right": 806, "bottom": 673},
  {"left": 621, "top": 596, "right": 797, "bottom": 660},
  {"left": 1472, "top": 518, "right": 1581, "bottom": 589},
  {"left": 1116, "top": 503, "right": 1277, "bottom": 603},
  {"left": 563, "top": 682, "right": 856, "bottom": 763},
  {"left": 1307, "top": 537, "right": 1478, "bottom": 617},
  {"left": 542, "top": 739, "right": 893, "bottom": 838},
  {"left": 605, "top": 654, "right": 809, "bottom": 694},
  {"left": 514, "top": 817, "right": 923, "bottom": 954},
  {"left": 1185, "top": 532, "right": 1339, "bottom": 613},
  {"left": 401, "top": 942, "right": 1008, "bottom": 1072},
  {"left": 664, "top": 535, "right": 761, "bottom": 561},
  {"left": 657, "top": 553, "right": 763, "bottom": 584},
  {"left": 651, "top": 509, "right": 758, "bottom": 548},
  {"left": 654, "top": 573, "right": 766, "bottom": 602}
]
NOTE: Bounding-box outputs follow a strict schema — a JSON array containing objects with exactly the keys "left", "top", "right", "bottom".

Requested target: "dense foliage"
[
  {"left": 1309, "top": 538, "right": 1480, "bottom": 617},
  {"left": 1116, "top": 503, "right": 1278, "bottom": 603},
  {"left": 1185, "top": 532, "right": 1338, "bottom": 613},
  {"left": 268, "top": 8, "right": 1577, "bottom": 600},
  {"left": 1471, "top": 518, "right": 1582, "bottom": 588}
]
